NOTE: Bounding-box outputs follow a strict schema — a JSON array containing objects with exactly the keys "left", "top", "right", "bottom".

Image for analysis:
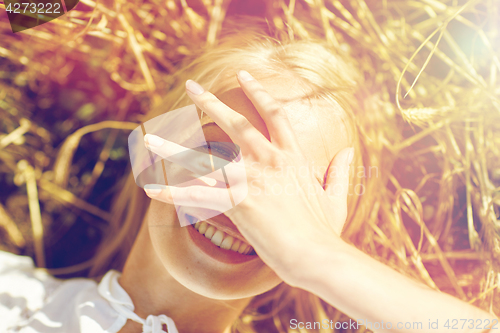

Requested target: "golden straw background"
[{"left": 0, "top": 0, "right": 499, "bottom": 327}]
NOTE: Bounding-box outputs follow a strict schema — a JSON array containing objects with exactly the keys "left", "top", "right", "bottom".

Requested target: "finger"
[
  {"left": 323, "top": 147, "right": 353, "bottom": 234},
  {"left": 144, "top": 184, "right": 174, "bottom": 202},
  {"left": 144, "top": 184, "right": 234, "bottom": 212},
  {"left": 237, "top": 70, "right": 300, "bottom": 151},
  {"left": 185, "top": 79, "right": 269, "bottom": 150},
  {"left": 324, "top": 147, "right": 354, "bottom": 200},
  {"left": 144, "top": 134, "right": 243, "bottom": 183}
]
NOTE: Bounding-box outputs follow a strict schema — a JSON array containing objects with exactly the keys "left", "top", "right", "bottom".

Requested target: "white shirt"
[{"left": 0, "top": 251, "right": 178, "bottom": 333}]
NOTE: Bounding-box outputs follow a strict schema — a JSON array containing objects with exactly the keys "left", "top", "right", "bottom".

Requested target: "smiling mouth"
[{"left": 185, "top": 214, "right": 256, "bottom": 255}]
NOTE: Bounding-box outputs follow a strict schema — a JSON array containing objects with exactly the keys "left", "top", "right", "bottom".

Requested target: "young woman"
[{"left": 0, "top": 32, "right": 498, "bottom": 333}]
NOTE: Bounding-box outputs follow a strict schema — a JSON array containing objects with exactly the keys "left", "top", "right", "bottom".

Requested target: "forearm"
[{"left": 290, "top": 238, "right": 499, "bottom": 333}]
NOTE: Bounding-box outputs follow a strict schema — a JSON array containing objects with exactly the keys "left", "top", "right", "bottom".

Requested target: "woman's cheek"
[{"left": 148, "top": 200, "right": 178, "bottom": 227}]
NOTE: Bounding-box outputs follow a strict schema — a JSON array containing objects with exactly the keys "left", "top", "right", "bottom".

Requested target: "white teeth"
[
  {"left": 220, "top": 236, "right": 234, "bottom": 250},
  {"left": 231, "top": 240, "right": 241, "bottom": 252},
  {"left": 188, "top": 214, "right": 254, "bottom": 255},
  {"left": 204, "top": 226, "right": 215, "bottom": 239},
  {"left": 198, "top": 222, "right": 208, "bottom": 234},
  {"left": 237, "top": 243, "right": 249, "bottom": 254},
  {"left": 210, "top": 230, "right": 224, "bottom": 246}
]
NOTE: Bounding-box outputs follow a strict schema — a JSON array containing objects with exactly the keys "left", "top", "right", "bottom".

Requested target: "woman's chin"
[
  {"left": 151, "top": 224, "right": 282, "bottom": 300},
  {"left": 177, "top": 270, "right": 282, "bottom": 301}
]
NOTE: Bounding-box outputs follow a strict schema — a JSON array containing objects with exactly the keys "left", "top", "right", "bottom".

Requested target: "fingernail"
[
  {"left": 346, "top": 148, "right": 354, "bottom": 165},
  {"left": 144, "top": 134, "right": 164, "bottom": 147},
  {"left": 144, "top": 185, "right": 162, "bottom": 196},
  {"left": 238, "top": 70, "right": 254, "bottom": 82},
  {"left": 145, "top": 188, "right": 162, "bottom": 196},
  {"left": 186, "top": 80, "right": 204, "bottom": 95}
]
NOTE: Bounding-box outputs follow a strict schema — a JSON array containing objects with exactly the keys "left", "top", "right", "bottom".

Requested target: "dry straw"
[{"left": 0, "top": 0, "right": 499, "bottom": 324}]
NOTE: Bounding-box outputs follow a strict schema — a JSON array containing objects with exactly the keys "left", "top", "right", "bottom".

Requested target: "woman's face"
[{"left": 147, "top": 72, "right": 349, "bottom": 300}]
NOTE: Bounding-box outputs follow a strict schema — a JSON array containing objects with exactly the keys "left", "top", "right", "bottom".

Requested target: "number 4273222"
[{"left": 5, "top": 2, "right": 62, "bottom": 14}]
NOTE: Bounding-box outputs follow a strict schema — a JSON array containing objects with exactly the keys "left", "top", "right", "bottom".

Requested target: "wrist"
[{"left": 282, "top": 232, "right": 347, "bottom": 288}]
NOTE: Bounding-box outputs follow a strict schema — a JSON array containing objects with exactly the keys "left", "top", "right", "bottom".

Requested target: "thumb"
[{"left": 323, "top": 147, "right": 354, "bottom": 199}]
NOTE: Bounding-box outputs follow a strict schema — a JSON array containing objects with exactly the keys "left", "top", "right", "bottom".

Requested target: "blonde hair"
[{"left": 89, "top": 20, "right": 390, "bottom": 333}]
